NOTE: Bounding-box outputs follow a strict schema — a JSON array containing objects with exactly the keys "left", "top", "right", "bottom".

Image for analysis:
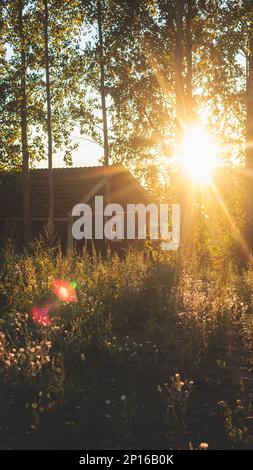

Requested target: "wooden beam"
[
  {"left": 68, "top": 176, "right": 109, "bottom": 216},
  {"left": 67, "top": 217, "right": 74, "bottom": 250}
]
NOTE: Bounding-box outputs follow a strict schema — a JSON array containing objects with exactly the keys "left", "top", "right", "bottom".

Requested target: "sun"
[{"left": 178, "top": 125, "right": 220, "bottom": 183}]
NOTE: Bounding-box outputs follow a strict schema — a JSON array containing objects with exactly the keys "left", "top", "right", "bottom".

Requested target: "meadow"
[{"left": 0, "top": 238, "right": 253, "bottom": 450}]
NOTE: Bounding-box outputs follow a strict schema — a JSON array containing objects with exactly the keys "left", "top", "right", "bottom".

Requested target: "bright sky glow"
[{"left": 178, "top": 125, "right": 221, "bottom": 184}]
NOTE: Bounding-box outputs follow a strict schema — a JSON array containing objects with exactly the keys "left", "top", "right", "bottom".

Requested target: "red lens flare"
[
  {"left": 52, "top": 279, "right": 77, "bottom": 303},
  {"left": 31, "top": 305, "right": 51, "bottom": 326}
]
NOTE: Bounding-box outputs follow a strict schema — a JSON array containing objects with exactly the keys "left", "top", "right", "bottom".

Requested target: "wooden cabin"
[{"left": 0, "top": 165, "right": 157, "bottom": 253}]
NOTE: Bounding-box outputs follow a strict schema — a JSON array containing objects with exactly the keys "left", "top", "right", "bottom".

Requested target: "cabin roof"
[{"left": 0, "top": 165, "right": 152, "bottom": 220}]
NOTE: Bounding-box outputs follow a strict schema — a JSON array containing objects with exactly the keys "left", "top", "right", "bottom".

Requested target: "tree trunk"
[
  {"left": 44, "top": 0, "right": 54, "bottom": 243},
  {"left": 175, "top": 0, "right": 186, "bottom": 245},
  {"left": 175, "top": 0, "right": 185, "bottom": 147},
  {"left": 18, "top": 0, "right": 32, "bottom": 245},
  {"left": 246, "top": 4, "right": 253, "bottom": 256},
  {"left": 175, "top": 0, "right": 193, "bottom": 249},
  {"left": 186, "top": 0, "right": 193, "bottom": 122},
  {"left": 97, "top": 0, "right": 109, "bottom": 166}
]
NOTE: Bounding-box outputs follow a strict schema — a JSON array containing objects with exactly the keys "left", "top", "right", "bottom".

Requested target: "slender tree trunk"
[
  {"left": 175, "top": 0, "right": 185, "bottom": 147},
  {"left": 44, "top": 0, "right": 54, "bottom": 242},
  {"left": 18, "top": 0, "right": 32, "bottom": 245},
  {"left": 97, "top": 0, "right": 110, "bottom": 250},
  {"left": 175, "top": 0, "right": 193, "bottom": 248},
  {"left": 186, "top": 0, "right": 193, "bottom": 122},
  {"left": 246, "top": 4, "right": 253, "bottom": 255},
  {"left": 97, "top": 0, "right": 109, "bottom": 166}
]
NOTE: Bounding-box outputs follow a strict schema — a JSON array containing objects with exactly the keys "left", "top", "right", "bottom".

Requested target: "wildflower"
[
  {"left": 236, "top": 399, "right": 243, "bottom": 408},
  {"left": 217, "top": 400, "right": 227, "bottom": 408},
  {"left": 199, "top": 442, "right": 208, "bottom": 450},
  {"left": 105, "top": 400, "right": 111, "bottom": 405},
  {"left": 121, "top": 395, "right": 126, "bottom": 401}
]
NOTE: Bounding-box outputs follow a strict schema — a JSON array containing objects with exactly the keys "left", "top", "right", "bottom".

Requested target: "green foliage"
[
  {"left": 0, "top": 0, "right": 97, "bottom": 170},
  {"left": 0, "top": 0, "right": 250, "bottom": 185}
]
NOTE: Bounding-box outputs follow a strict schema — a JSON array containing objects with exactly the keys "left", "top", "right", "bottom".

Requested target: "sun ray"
[{"left": 209, "top": 180, "right": 250, "bottom": 261}]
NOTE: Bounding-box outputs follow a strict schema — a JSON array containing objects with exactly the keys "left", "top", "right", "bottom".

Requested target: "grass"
[{"left": 0, "top": 239, "right": 253, "bottom": 449}]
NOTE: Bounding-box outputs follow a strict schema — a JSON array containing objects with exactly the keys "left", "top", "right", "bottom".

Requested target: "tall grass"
[{"left": 0, "top": 240, "right": 252, "bottom": 449}]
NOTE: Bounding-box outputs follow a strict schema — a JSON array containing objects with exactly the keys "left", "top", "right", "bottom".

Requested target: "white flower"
[{"left": 121, "top": 395, "right": 126, "bottom": 401}]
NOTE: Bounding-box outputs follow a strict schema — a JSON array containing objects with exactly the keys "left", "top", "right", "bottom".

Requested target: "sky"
[
  {"left": 35, "top": 130, "right": 102, "bottom": 168},
  {"left": 35, "top": 26, "right": 103, "bottom": 169}
]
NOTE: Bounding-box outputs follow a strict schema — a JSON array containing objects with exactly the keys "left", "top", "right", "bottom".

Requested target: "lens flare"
[
  {"left": 30, "top": 280, "right": 77, "bottom": 325},
  {"left": 52, "top": 279, "right": 77, "bottom": 303},
  {"left": 31, "top": 305, "right": 51, "bottom": 326}
]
